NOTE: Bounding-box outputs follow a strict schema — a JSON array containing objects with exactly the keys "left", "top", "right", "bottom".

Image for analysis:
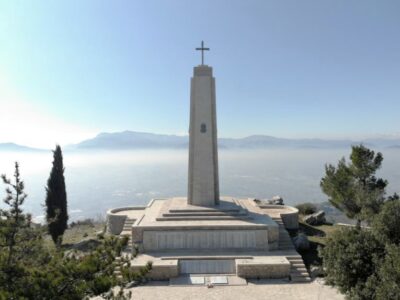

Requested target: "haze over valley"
[
  {"left": 2, "top": 131, "right": 400, "bottom": 152},
  {"left": 1, "top": 143, "right": 399, "bottom": 223}
]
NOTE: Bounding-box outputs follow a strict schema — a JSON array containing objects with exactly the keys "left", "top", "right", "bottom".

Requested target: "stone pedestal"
[
  {"left": 125, "top": 197, "right": 292, "bottom": 280},
  {"left": 131, "top": 197, "right": 278, "bottom": 253}
]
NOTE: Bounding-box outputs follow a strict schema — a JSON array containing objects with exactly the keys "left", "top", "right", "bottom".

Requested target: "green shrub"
[
  {"left": 376, "top": 244, "right": 400, "bottom": 299},
  {"left": 89, "top": 275, "right": 114, "bottom": 295},
  {"left": 372, "top": 199, "right": 400, "bottom": 245},
  {"left": 320, "top": 227, "right": 385, "bottom": 299},
  {"left": 296, "top": 202, "right": 317, "bottom": 215}
]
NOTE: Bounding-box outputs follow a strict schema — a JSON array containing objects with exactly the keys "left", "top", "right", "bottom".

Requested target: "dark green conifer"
[
  {"left": 320, "top": 144, "right": 387, "bottom": 225},
  {"left": 45, "top": 145, "right": 68, "bottom": 245}
]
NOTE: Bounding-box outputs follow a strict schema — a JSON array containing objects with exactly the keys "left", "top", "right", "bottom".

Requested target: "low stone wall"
[
  {"left": 257, "top": 204, "right": 299, "bottom": 230},
  {"left": 280, "top": 207, "right": 299, "bottom": 230},
  {"left": 132, "top": 260, "right": 179, "bottom": 280},
  {"left": 236, "top": 257, "right": 290, "bottom": 279},
  {"left": 106, "top": 207, "right": 144, "bottom": 235}
]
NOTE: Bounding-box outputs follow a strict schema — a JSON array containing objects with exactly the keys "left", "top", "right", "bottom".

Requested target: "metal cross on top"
[{"left": 195, "top": 41, "right": 210, "bottom": 65}]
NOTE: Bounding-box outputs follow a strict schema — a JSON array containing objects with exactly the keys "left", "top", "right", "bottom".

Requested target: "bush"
[
  {"left": 296, "top": 203, "right": 317, "bottom": 215},
  {"left": 376, "top": 244, "right": 400, "bottom": 299},
  {"left": 89, "top": 275, "right": 114, "bottom": 295},
  {"left": 372, "top": 199, "right": 400, "bottom": 245},
  {"left": 320, "top": 227, "right": 385, "bottom": 299}
]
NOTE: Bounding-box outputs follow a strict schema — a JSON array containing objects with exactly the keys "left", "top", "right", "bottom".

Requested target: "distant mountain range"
[
  {"left": 0, "top": 143, "right": 47, "bottom": 152},
  {"left": 68, "top": 131, "right": 400, "bottom": 150},
  {"left": 2, "top": 131, "right": 400, "bottom": 151}
]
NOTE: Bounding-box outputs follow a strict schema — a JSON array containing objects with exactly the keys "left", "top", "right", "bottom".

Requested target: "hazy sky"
[{"left": 0, "top": 1, "right": 399, "bottom": 148}]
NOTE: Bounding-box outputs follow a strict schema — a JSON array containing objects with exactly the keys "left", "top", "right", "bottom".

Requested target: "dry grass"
[
  {"left": 42, "top": 220, "right": 106, "bottom": 250},
  {"left": 297, "top": 221, "right": 341, "bottom": 267}
]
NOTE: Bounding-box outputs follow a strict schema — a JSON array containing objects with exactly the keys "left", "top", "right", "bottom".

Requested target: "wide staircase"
[
  {"left": 272, "top": 216, "right": 311, "bottom": 283},
  {"left": 114, "top": 218, "right": 135, "bottom": 280}
]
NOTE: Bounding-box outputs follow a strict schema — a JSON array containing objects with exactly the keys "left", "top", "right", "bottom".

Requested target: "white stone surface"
[
  {"left": 189, "top": 276, "right": 205, "bottom": 285},
  {"left": 142, "top": 229, "right": 268, "bottom": 251},
  {"left": 209, "top": 276, "right": 228, "bottom": 284},
  {"left": 94, "top": 280, "right": 345, "bottom": 300},
  {"left": 188, "top": 65, "right": 219, "bottom": 206}
]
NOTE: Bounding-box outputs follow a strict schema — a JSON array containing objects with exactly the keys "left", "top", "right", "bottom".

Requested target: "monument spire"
[
  {"left": 195, "top": 40, "right": 210, "bottom": 65},
  {"left": 188, "top": 44, "right": 219, "bottom": 206}
]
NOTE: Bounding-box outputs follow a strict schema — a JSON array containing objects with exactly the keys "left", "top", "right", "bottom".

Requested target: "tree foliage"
[
  {"left": 320, "top": 146, "right": 400, "bottom": 299},
  {"left": 45, "top": 145, "right": 68, "bottom": 245},
  {"left": 320, "top": 227, "right": 384, "bottom": 300},
  {"left": 1, "top": 163, "right": 150, "bottom": 299},
  {"left": 376, "top": 244, "right": 400, "bottom": 300},
  {"left": 295, "top": 202, "right": 317, "bottom": 215},
  {"left": 372, "top": 198, "right": 400, "bottom": 245},
  {"left": 320, "top": 144, "right": 388, "bottom": 225},
  {"left": 0, "top": 162, "right": 31, "bottom": 290}
]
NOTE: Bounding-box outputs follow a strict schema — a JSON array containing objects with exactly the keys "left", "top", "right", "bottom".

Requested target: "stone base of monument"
[
  {"left": 108, "top": 197, "right": 297, "bottom": 280},
  {"left": 131, "top": 197, "right": 278, "bottom": 253},
  {"left": 130, "top": 253, "right": 292, "bottom": 280},
  {"left": 106, "top": 197, "right": 301, "bottom": 280}
]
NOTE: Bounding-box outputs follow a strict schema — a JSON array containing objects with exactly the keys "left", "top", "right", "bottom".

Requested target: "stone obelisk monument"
[
  {"left": 188, "top": 41, "right": 220, "bottom": 206},
  {"left": 107, "top": 42, "right": 300, "bottom": 281}
]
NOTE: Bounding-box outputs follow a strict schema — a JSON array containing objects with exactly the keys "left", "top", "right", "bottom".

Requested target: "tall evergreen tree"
[
  {"left": 0, "top": 162, "right": 29, "bottom": 287},
  {"left": 320, "top": 144, "right": 387, "bottom": 225},
  {"left": 45, "top": 145, "right": 68, "bottom": 245}
]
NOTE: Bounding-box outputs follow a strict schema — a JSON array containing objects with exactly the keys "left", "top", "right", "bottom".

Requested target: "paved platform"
[
  {"left": 92, "top": 279, "right": 345, "bottom": 300},
  {"left": 136, "top": 197, "right": 278, "bottom": 227}
]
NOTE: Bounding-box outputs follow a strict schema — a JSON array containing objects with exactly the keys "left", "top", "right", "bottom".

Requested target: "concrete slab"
[
  {"left": 190, "top": 276, "right": 205, "bottom": 285},
  {"left": 209, "top": 276, "right": 228, "bottom": 284},
  {"left": 228, "top": 275, "right": 247, "bottom": 286}
]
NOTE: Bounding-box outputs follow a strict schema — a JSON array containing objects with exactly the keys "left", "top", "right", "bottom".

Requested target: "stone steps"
[
  {"left": 286, "top": 256, "right": 311, "bottom": 283},
  {"left": 272, "top": 217, "right": 295, "bottom": 250},
  {"left": 271, "top": 216, "right": 311, "bottom": 282},
  {"left": 162, "top": 211, "right": 248, "bottom": 217},
  {"left": 279, "top": 238, "right": 293, "bottom": 242},
  {"left": 169, "top": 208, "right": 241, "bottom": 213},
  {"left": 122, "top": 218, "right": 135, "bottom": 232},
  {"left": 156, "top": 215, "right": 252, "bottom": 221},
  {"left": 113, "top": 218, "right": 136, "bottom": 279}
]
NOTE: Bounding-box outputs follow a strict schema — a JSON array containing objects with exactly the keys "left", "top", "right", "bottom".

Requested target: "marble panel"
[
  {"left": 180, "top": 260, "right": 235, "bottom": 274},
  {"left": 142, "top": 229, "right": 268, "bottom": 251}
]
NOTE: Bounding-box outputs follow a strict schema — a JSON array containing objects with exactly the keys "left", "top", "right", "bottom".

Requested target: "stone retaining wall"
[
  {"left": 280, "top": 208, "right": 299, "bottom": 230},
  {"left": 257, "top": 204, "right": 299, "bottom": 230},
  {"left": 132, "top": 260, "right": 179, "bottom": 280},
  {"left": 106, "top": 207, "right": 144, "bottom": 235},
  {"left": 236, "top": 257, "right": 290, "bottom": 279}
]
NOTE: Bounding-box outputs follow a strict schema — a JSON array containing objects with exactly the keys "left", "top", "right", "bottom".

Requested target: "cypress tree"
[{"left": 45, "top": 145, "right": 68, "bottom": 245}]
